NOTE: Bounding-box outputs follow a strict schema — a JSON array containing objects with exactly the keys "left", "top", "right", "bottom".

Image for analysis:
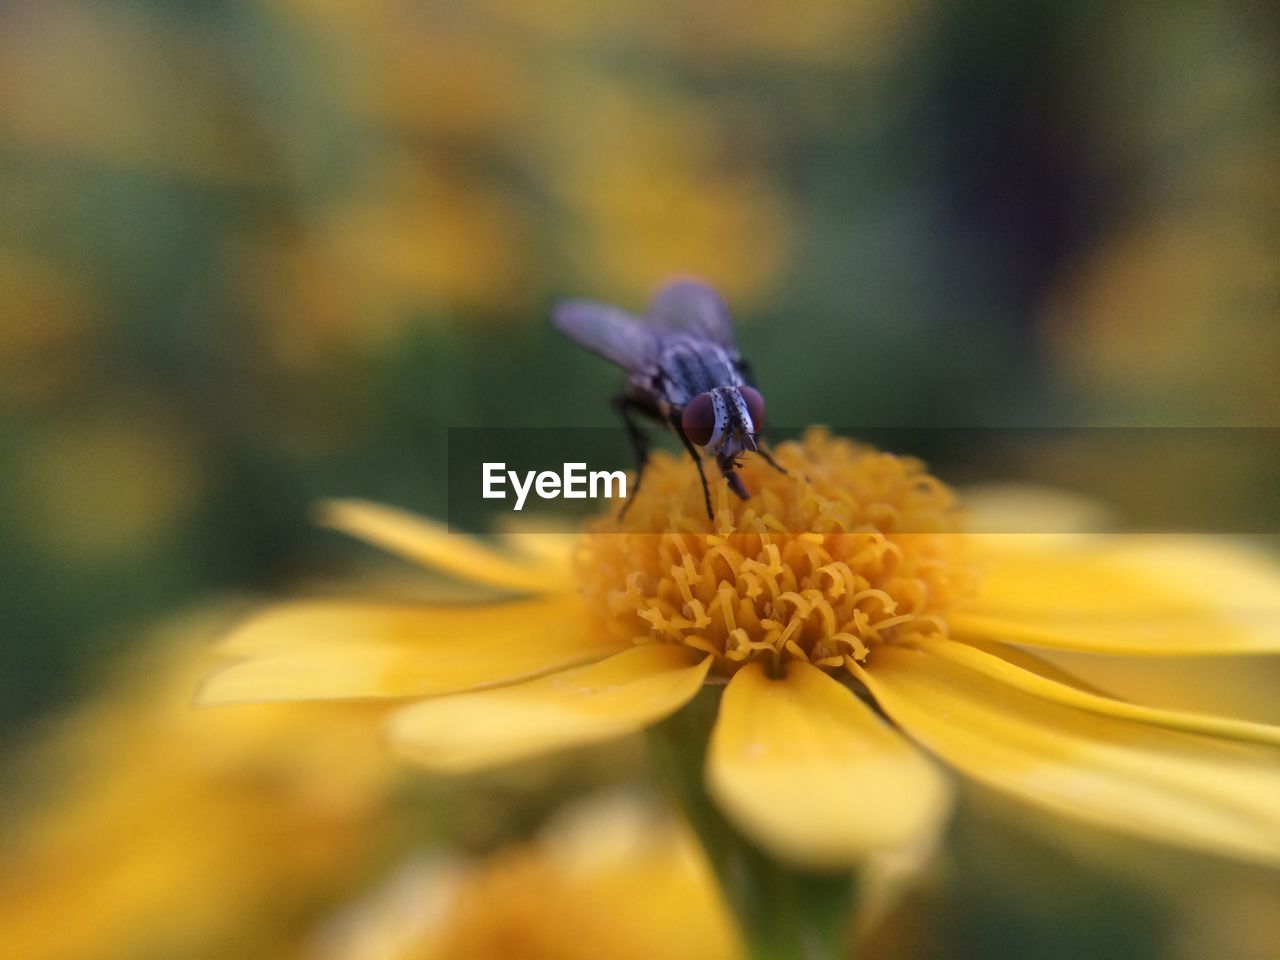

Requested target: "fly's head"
[{"left": 680, "top": 385, "right": 766, "bottom": 462}]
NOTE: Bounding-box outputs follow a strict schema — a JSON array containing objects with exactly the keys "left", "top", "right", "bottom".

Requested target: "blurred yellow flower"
[
  {"left": 319, "top": 160, "right": 533, "bottom": 317},
  {"left": 13, "top": 399, "right": 206, "bottom": 562},
  {"left": 204, "top": 430, "right": 1280, "bottom": 870},
  {"left": 1045, "top": 216, "right": 1280, "bottom": 421},
  {"left": 539, "top": 83, "right": 793, "bottom": 305},
  {"left": 0, "top": 620, "right": 402, "bottom": 960},
  {"left": 0, "top": 2, "right": 259, "bottom": 181},
  {"left": 1042, "top": 4, "right": 1280, "bottom": 424},
  {"left": 314, "top": 794, "right": 740, "bottom": 960},
  {"left": 259, "top": 0, "right": 808, "bottom": 313},
  {"left": 0, "top": 251, "right": 95, "bottom": 410}
]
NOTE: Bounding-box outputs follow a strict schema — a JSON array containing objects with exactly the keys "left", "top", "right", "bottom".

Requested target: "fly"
[{"left": 553, "top": 279, "right": 786, "bottom": 519}]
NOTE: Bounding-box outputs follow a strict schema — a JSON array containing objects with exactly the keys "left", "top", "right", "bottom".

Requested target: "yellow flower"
[
  {"left": 0, "top": 621, "right": 401, "bottom": 960},
  {"left": 314, "top": 794, "right": 740, "bottom": 960},
  {"left": 315, "top": 790, "right": 929, "bottom": 960},
  {"left": 0, "top": 4, "right": 260, "bottom": 182},
  {"left": 203, "top": 430, "right": 1280, "bottom": 869}
]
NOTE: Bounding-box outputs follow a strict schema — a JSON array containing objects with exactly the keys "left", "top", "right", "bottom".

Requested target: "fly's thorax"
[{"left": 657, "top": 336, "right": 743, "bottom": 407}]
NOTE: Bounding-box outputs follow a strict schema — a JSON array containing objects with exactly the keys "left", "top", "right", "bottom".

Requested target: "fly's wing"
[
  {"left": 552, "top": 299, "right": 659, "bottom": 370},
  {"left": 646, "top": 280, "right": 738, "bottom": 353}
]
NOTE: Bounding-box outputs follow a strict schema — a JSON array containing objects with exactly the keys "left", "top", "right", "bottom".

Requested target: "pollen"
[{"left": 574, "top": 429, "right": 976, "bottom": 676}]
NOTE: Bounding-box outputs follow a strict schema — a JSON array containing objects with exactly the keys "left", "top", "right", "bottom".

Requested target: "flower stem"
[{"left": 648, "top": 686, "right": 859, "bottom": 960}]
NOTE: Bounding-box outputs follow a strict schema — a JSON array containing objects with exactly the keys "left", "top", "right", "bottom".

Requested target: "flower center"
[{"left": 574, "top": 430, "right": 976, "bottom": 677}]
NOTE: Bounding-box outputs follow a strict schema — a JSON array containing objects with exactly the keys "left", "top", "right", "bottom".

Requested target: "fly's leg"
[
  {"left": 614, "top": 394, "right": 654, "bottom": 518},
  {"left": 756, "top": 440, "right": 789, "bottom": 476},
  {"left": 670, "top": 411, "right": 714, "bottom": 520}
]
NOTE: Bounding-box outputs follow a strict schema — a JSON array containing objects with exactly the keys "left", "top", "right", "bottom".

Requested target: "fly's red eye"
[
  {"left": 740, "top": 386, "right": 765, "bottom": 432},
  {"left": 680, "top": 393, "right": 716, "bottom": 446}
]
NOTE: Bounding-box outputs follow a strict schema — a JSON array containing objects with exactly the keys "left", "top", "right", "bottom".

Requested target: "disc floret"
[{"left": 575, "top": 430, "right": 976, "bottom": 676}]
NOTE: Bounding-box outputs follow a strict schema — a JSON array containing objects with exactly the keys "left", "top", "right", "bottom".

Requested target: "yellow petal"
[
  {"left": 706, "top": 660, "right": 951, "bottom": 869},
  {"left": 855, "top": 646, "right": 1280, "bottom": 864},
  {"left": 1025, "top": 649, "right": 1280, "bottom": 726},
  {"left": 913, "top": 637, "right": 1280, "bottom": 749},
  {"left": 200, "top": 598, "right": 619, "bottom": 703},
  {"left": 959, "top": 534, "right": 1280, "bottom": 654},
  {"left": 494, "top": 517, "right": 578, "bottom": 570},
  {"left": 317, "top": 499, "right": 570, "bottom": 594},
  {"left": 389, "top": 645, "right": 711, "bottom": 772}
]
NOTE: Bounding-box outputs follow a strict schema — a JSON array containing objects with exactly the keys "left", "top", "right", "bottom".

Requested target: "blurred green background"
[
  {"left": 3, "top": 0, "right": 1277, "bottom": 736},
  {"left": 1, "top": 2, "right": 1278, "bottom": 957}
]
